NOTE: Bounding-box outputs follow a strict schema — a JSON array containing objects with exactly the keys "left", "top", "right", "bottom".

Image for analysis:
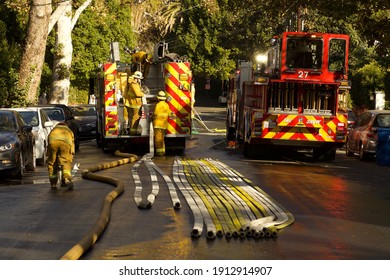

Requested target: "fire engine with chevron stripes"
[
  {"left": 227, "top": 32, "right": 351, "bottom": 160},
  {"left": 94, "top": 42, "right": 193, "bottom": 153}
]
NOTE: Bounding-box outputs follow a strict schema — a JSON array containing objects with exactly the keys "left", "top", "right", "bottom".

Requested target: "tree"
[
  {"left": 17, "top": 0, "right": 51, "bottom": 105},
  {"left": 48, "top": 0, "right": 92, "bottom": 105},
  {"left": 68, "top": 0, "right": 136, "bottom": 103}
]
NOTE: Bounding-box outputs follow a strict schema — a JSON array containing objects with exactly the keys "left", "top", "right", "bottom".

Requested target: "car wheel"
[
  {"left": 26, "top": 148, "right": 36, "bottom": 171},
  {"left": 359, "top": 142, "right": 368, "bottom": 161},
  {"left": 13, "top": 153, "right": 24, "bottom": 179},
  {"left": 345, "top": 139, "right": 354, "bottom": 156},
  {"left": 37, "top": 144, "right": 47, "bottom": 166}
]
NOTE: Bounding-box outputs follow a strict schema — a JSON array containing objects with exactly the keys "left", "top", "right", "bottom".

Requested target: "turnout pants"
[
  {"left": 126, "top": 105, "right": 142, "bottom": 135},
  {"left": 154, "top": 128, "right": 166, "bottom": 156},
  {"left": 47, "top": 140, "right": 74, "bottom": 184}
]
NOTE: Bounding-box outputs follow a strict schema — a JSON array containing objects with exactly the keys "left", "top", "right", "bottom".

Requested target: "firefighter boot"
[
  {"left": 50, "top": 179, "right": 58, "bottom": 190},
  {"left": 64, "top": 177, "right": 74, "bottom": 190}
]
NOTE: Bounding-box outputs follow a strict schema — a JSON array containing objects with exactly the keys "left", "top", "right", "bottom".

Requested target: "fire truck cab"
[{"left": 227, "top": 32, "right": 351, "bottom": 160}]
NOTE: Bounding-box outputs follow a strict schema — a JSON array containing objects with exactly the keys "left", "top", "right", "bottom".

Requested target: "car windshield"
[
  {"left": 374, "top": 114, "right": 390, "bottom": 128},
  {"left": 286, "top": 38, "right": 323, "bottom": 69},
  {"left": 71, "top": 106, "right": 96, "bottom": 117},
  {"left": 43, "top": 108, "right": 65, "bottom": 121},
  {"left": 18, "top": 111, "right": 39, "bottom": 127},
  {"left": 0, "top": 112, "right": 16, "bottom": 132}
]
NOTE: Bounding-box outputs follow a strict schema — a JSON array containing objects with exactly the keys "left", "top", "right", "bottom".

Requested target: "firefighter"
[
  {"left": 153, "top": 91, "right": 170, "bottom": 156},
  {"left": 123, "top": 71, "right": 144, "bottom": 135},
  {"left": 47, "top": 122, "right": 75, "bottom": 190},
  {"left": 131, "top": 51, "right": 153, "bottom": 80}
]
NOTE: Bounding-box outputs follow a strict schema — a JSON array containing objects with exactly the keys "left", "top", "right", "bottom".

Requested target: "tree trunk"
[
  {"left": 48, "top": 0, "right": 92, "bottom": 105},
  {"left": 48, "top": 3, "right": 72, "bottom": 105},
  {"left": 18, "top": 0, "right": 51, "bottom": 105}
]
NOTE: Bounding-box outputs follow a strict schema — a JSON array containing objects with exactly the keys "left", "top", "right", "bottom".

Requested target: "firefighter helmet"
[
  {"left": 145, "top": 54, "right": 153, "bottom": 63},
  {"left": 157, "top": 91, "right": 166, "bottom": 101},
  {"left": 132, "top": 71, "right": 144, "bottom": 79}
]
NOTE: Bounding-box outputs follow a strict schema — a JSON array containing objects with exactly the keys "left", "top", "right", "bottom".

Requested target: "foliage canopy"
[{"left": 0, "top": 0, "right": 389, "bottom": 108}]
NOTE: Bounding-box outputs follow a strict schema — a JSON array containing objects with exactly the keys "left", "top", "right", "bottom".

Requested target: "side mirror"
[{"left": 22, "top": 125, "right": 32, "bottom": 133}]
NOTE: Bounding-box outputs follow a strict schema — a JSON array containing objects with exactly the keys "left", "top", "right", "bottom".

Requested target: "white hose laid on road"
[
  {"left": 175, "top": 157, "right": 294, "bottom": 239},
  {"left": 173, "top": 157, "right": 204, "bottom": 238}
]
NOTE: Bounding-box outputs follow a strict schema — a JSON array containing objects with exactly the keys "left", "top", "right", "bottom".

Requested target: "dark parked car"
[
  {"left": 33, "top": 104, "right": 80, "bottom": 151},
  {"left": 0, "top": 109, "right": 35, "bottom": 178},
  {"left": 346, "top": 110, "right": 390, "bottom": 160},
  {"left": 69, "top": 104, "right": 97, "bottom": 140}
]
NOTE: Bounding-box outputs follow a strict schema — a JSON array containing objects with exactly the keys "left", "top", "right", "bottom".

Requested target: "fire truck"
[
  {"left": 94, "top": 42, "right": 193, "bottom": 153},
  {"left": 227, "top": 32, "right": 351, "bottom": 160}
]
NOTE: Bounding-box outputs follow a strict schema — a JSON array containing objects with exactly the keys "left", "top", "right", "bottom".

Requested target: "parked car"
[
  {"left": 33, "top": 104, "right": 80, "bottom": 151},
  {"left": 69, "top": 104, "right": 97, "bottom": 140},
  {"left": 0, "top": 109, "right": 35, "bottom": 178},
  {"left": 347, "top": 109, "right": 356, "bottom": 131},
  {"left": 345, "top": 110, "right": 390, "bottom": 160},
  {"left": 12, "top": 107, "right": 54, "bottom": 166}
]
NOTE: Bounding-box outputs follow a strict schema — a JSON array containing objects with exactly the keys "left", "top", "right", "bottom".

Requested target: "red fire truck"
[
  {"left": 94, "top": 42, "right": 193, "bottom": 153},
  {"left": 227, "top": 32, "right": 351, "bottom": 160}
]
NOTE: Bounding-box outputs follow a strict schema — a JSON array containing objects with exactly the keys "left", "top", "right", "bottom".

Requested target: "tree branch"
[
  {"left": 71, "top": 0, "right": 92, "bottom": 30},
  {"left": 48, "top": 0, "right": 70, "bottom": 35}
]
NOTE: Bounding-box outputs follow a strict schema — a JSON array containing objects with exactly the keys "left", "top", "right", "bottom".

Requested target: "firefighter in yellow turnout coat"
[
  {"left": 47, "top": 122, "right": 75, "bottom": 190},
  {"left": 131, "top": 51, "right": 152, "bottom": 80},
  {"left": 123, "top": 71, "right": 144, "bottom": 135},
  {"left": 153, "top": 91, "right": 170, "bottom": 156}
]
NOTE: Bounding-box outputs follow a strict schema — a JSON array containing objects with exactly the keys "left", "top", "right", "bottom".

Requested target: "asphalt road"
[{"left": 0, "top": 106, "right": 390, "bottom": 261}]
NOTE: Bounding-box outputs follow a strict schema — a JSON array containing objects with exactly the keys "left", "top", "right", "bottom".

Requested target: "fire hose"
[
  {"left": 185, "top": 159, "right": 243, "bottom": 238},
  {"left": 192, "top": 109, "right": 226, "bottom": 133},
  {"left": 209, "top": 158, "right": 295, "bottom": 236},
  {"left": 132, "top": 123, "right": 181, "bottom": 209},
  {"left": 172, "top": 157, "right": 204, "bottom": 238},
  {"left": 174, "top": 157, "right": 217, "bottom": 239},
  {"left": 201, "top": 158, "right": 270, "bottom": 224},
  {"left": 174, "top": 157, "right": 294, "bottom": 239},
  {"left": 59, "top": 151, "right": 138, "bottom": 260},
  {"left": 195, "top": 159, "right": 257, "bottom": 238}
]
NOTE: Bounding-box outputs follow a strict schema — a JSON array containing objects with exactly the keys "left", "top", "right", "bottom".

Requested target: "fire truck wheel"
[
  {"left": 313, "top": 147, "right": 336, "bottom": 161},
  {"left": 323, "top": 148, "right": 336, "bottom": 161},
  {"left": 96, "top": 132, "right": 102, "bottom": 148}
]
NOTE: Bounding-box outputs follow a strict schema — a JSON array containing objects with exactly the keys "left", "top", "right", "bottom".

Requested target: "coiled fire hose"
[{"left": 59, "top": 151, "right": 138, "bottom": 260}]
